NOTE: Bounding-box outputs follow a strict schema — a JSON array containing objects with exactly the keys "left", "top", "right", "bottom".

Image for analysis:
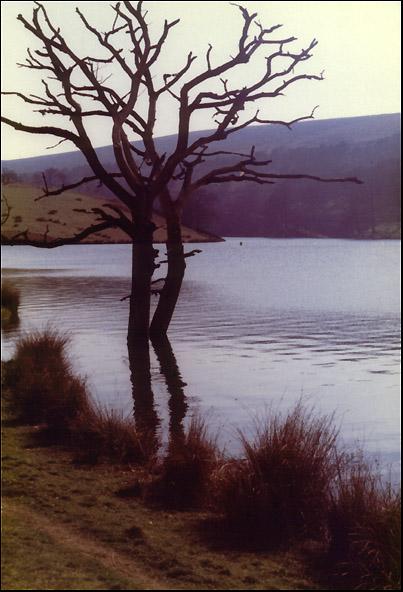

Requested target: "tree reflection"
[
  {"left": 127, "top": 336, "right": 188, "bottom": 458},
  {"left": 152, "top": 336, "right": 188, "bottom": 452},
  {"left": 128, "top": 341, "right": 160, "bottom": 458}
]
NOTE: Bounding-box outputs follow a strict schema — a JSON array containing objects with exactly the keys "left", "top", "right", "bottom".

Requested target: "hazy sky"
[{"left": 1, "top": 0, "right": 401, "bottom": 160}]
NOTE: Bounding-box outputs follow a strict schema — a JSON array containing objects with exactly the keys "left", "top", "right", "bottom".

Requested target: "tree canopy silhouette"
[{"left": 1, "top": 1, "right": 361, "bottom": 344}]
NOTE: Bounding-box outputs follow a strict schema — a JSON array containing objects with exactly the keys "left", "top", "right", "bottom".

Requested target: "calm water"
[{"left": 1, "top": 239, "right": 401, "bottom": 469}]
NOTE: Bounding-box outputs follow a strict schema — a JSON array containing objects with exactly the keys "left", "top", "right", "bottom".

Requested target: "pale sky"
[{"left": 1, "top": 1, "right": 401, "bottom": 160}]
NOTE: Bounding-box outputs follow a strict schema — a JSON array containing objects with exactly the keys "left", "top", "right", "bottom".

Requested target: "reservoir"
[{"left": 2, "top": 239, "right": 400, "bottom": 472}]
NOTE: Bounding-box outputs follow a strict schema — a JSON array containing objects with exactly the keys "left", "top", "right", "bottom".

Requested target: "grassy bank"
[
  {"left": 2, "top": 390, "right": 318, "bottom": 590},
  {"left": 2, "top": 329, "right": 400, "bottom": 590},
  {"left": 2, "top": 331, "right": 320, "bottom": 590}
]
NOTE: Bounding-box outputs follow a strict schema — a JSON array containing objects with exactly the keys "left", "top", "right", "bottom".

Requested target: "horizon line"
[{"left": 2, "top": 110, "right": 400, "bottom": 163}]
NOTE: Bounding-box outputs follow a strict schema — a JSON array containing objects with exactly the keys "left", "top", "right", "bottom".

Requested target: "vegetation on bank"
[
  {"left": 213, "top": 405, "right": 340, "bottom": 548},
  {"left": 145, "top": 415, "right": 219, "bottom": 510},
  {"left": 5, "top": 329, "right": 155, "bottom": 466},
  {"left": 1, "top": 281, "right": 20, "bottom": 323},
  {"left": 2, "top": 329, "right": 401, "bottom": 590},
  {"left": 2, "top": 337, "right": 318, "bottom": 591}
]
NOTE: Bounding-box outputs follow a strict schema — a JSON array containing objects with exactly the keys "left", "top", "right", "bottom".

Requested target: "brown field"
[{"left": 1, "top": 183, "right": 223, "bottom": 244}]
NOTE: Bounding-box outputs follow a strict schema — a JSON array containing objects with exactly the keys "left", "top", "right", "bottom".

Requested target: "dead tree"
[{"left": 1, "top": 1, "right": 361, "bottom": 344}]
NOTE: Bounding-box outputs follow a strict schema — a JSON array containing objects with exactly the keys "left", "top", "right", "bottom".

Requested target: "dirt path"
[{"left": 5, "top": 500, "right": 174, "bottom": 591}]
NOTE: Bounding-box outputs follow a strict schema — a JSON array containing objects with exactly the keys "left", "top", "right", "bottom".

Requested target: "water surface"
[{"left": 2, "top": 239, "right": 400, "bottom": 469}]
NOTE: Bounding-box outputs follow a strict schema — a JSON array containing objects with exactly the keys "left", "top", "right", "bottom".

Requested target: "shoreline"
[{"left": 1, "top": 381, "right": 321, "bottom": 591}]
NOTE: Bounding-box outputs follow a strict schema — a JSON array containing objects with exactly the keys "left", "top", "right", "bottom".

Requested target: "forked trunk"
[{"left": 150, "top": 218, "right": 185, "bottom": 338}]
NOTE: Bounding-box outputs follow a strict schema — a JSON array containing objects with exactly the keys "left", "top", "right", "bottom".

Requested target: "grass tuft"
[
  {"left": 327, "top": 455, "right": 401, "bottom": 590},
  {"left": 70, "top": 405, "right": 153, "bottom": 466},
  {"left": 146, "top": 415, "right": 219, "bottom": 509},
  {"left": 212, "top": 402, "right": 340, "bottom": 548},
  {"left": 5, "top": 328, "right": 88, "bottom": 433},
  {"left": 4, "top": 328, "right": 149, "bottom": 466},
  {"left": 1, "top": 281, "right": 20, "bottom": 319}
]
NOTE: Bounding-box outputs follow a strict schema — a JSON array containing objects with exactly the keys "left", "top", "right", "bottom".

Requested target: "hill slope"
[
  {"left": 2, "top": 113, "right": 400, "bottom": 239},
  {"left": 1, "top": 184, "right": 222, "bottom": 244}
]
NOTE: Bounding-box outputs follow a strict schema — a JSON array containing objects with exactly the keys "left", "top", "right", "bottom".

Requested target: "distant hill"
[
  {"left": 2, "top": 113, "right": 400, "bottom": 239},
  {"left": 1, "top": 184, "right": 222, "bottom": 244}
]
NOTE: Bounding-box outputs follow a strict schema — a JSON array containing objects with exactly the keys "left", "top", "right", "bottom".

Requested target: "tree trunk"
[
  {"left": 150, "top": 218, "right": 186, "bottom": 338},
  {"left": 127, "top": 221, "right": 157, "bottom": 347}
]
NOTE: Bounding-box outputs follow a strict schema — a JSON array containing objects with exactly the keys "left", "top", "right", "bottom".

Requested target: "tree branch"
[
  {"left": 1, "top": 221, "right": 119, "bottom": 248},
  {"left": 34, "top": 173, "right": 124, "bottom": 200},
  {"left": 1, "top": 116, "right": 79, "bottom": 144}
]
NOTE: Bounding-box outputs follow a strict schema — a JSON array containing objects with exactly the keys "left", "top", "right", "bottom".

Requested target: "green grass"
[{"left": 2, "top": 502, "right": 140, "bottom": 590}]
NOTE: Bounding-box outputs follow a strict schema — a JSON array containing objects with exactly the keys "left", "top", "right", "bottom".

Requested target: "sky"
[{"left": 1, "top": 0, "right": 401, "bottom": 160}]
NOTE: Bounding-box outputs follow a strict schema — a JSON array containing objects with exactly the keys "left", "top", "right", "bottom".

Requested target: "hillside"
[
  {"left": 1, "top": 184, "right": 222, "bottom": 244},
  {"left": 2, "top": 113, "right": 401, "bottom": 239}
]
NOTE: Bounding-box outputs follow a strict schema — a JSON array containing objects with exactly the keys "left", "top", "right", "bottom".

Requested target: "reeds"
[
  {"left": 6, "top": 328, "right": 88, "bottom": 433},
  {"left": 1, "top": 281, "right": 20, "bottom": 319},
  {"left": 210, "top": 404, "right": 400, "bottom": 588},
  {"left": 5, "top": 328, "right": 148, "bottom": 466},
  {"left": 70, "top": 405, "right": 153, "bottom": 465},
  {"left": 328, "top": 455, "right": 401, "bottom": 590},
  {"left": 146, "top": 414, "right": 219, "bottom": 509},
  {"left": 212, "top": 402, "right": 340, "bottom": 547}
]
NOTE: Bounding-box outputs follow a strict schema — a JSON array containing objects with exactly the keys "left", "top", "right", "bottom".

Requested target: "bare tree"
[{"left": 1, "top": 1, "right": 361, "bottom": 345}]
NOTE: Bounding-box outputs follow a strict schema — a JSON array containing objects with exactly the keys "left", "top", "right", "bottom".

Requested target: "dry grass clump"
[
  {"left": 212, "top": 402, "right": 340, "bottom": 547},
  {"left": 212, "top": 403, "right": 400, "bottom": 588},
  {"left": 328, "top": 456, "right": 401, "bottom": 590},
  {"left": 5, "top": 328, "right": 149, "bottom": 466},
  {"left": 1, "top": 281, "right": 20, "bottom": 319},
  {"left": 146, "top": 415, "right": 219, "bottom": 509},
  {"left": 5, "top": 328, "right": 88, "bottom": 434},
  {"left": 70, "top": 405, "right": 153, "bottom": 466}
]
